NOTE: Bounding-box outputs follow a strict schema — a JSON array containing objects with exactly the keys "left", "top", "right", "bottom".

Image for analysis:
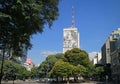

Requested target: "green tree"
[
  {"left": 0, "top": 0, "right": 59, "bottom": 82},
  {"left": 46, "top": 55, "right": 58, "bottom": 66},
  {"left": 30, "top": 67, "right": 39, "bottom": 78},
  {"left": 92, "top": 66, "right": 104, "bottom": 80},
  {"left": 64, "top": 48, "right": 90, "bottom": 66},
  {"left": 95, "top": 66, "right": 104, "bottom": 75},
  {"left": 0, "top": 60, "right": 27, "bottom": 80},
  {"left": 0, "top": 60, "right": 16, "bottom": 80},
  {"left": 38, "top": 53, "right": 65, "bottom": 78},
  {"left": 38, "top": 61, "right": 48, "bottom": 77},
  {"left": 77, "top": 65, "right": 87, "bottom": 77},
  {"left": 55, "top": 53, "right": 67, "bottom": 61},
  {"left": 21, "top": 70, "right": 31, "bottom": 79},
  {"left": 38, "top": 55, "right": 57, "bottom": 77},
  {"left": 0, "top": 0, "right": 59, "bottom": 56},
  {"left": 51, "top": 60, "right": 74, "bottom": 83},
  {"left": 64, "top": 48, "right": 94, "bottom": 77}
]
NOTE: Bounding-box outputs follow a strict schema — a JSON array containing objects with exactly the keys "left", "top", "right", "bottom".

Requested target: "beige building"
[
  {"left": 111, "top": 37, "right": 120, "bottom": 83},
  {"left": 101, "top": 28, "right": 120, "bottom": 83},
  {"left": 101, "top": 28, "right": 120, "bottom": 65}
]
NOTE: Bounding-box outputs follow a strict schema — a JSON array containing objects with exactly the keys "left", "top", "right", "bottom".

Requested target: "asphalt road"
[{"left": 1, "top": 80, "right": 113, "bottom": 84}]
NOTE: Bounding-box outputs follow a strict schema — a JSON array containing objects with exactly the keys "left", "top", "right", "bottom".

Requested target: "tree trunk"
[
  {"left": 0, "top": 49, "right": 5, "bottom": 84},
  {"left": 67, "top": 77, "right": 69, "bottom": 84}
]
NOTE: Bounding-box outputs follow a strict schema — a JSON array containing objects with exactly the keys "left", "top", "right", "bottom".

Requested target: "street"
[{"left": 1, "top": 80, "right": 112, "bottom": 84}]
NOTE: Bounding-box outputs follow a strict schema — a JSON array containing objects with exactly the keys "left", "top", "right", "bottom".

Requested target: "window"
[{"left": 113, "top": 34, "right": 119, "bottom": 40}]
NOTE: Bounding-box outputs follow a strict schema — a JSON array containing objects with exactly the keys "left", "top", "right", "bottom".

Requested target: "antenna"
[{"left": 72, "top": 6, "right": 75, "bottom": 28}]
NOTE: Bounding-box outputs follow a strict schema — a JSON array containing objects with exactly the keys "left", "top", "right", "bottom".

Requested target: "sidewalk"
[
  {"left": 1, "top": 80, "right": 114, "bottom": 84},
  {"left": 80, "top": 81, "right": 113, "bottom": 84},
  {"left": 1, "top": 80, "right": 36, "bottom": 84}
]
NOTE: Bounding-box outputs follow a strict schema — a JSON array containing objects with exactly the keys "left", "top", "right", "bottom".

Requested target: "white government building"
[
  {"left": 63, "top": 7, "right": 80, "bottom": 53},
  {"left": 63, "top": 27, "right": 80, "bottom": 53}
]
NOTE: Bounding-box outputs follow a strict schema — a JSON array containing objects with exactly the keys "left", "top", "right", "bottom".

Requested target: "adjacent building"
[
  {"left": 93, "top": 52, "right": 102, "bottom": 65},
  {"left": 23, "top": 58, "right": 35, "bottom": 71},
  {"left": 101, "top": 28, "right": 120, "bottom": 83},
  {"left": 111, "top": 34, "right": 120, "bottom": 83},
  {"left": 101, "top": 28, "right": 120, "bottom": 65}
]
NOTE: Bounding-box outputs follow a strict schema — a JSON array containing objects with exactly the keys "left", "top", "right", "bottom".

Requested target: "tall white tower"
[{"left": 63, "top": 7, "right": 80, "bottom": 53}]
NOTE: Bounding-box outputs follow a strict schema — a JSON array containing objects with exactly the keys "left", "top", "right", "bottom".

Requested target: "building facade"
[
  {"left": 93, "top": 52, "right": 102, "bottom": 65},
  {"left": 101, "top": 28, "right": 120, "bottom": 83},
  {"left": 101, "top": 28, "right": 120, "bottom": 65},
  {"left": 63, "top": 27, "right": 79, "bottom": 53},
  {"left": 111, "top": 36, "right": 120, "bottom": 83},
  {"left": 23, "top": 58, "right": 35, "bottom": 71}
]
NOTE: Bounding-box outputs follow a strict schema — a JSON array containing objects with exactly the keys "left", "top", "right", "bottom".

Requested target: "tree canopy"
[
  {"left": 51, "top": 60, "right": 73, "bottom": 78},
  {"left": 38, "top": 53, "right": 65, "bottom": 77},
  {"left": 64, "top": 48, "right": 90, "bottom": 67},
  {"left": 0, "top": 60, "right": 28, "bottom": 80},
  {"left": 64, "top": 48, "right": 94, "bottom": 77},
  {"left": 0, "top": 0, "right": 59, "bottom": 56}
]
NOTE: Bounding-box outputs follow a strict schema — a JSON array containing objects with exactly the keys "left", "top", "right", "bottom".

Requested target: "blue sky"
[{"left": 28, "top": 0, "right": 120, "bottom": 65}]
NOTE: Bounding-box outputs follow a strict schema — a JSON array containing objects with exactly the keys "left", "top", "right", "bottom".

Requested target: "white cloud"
[
  {"left": 89, "top": 52, "right": 98, "bottom": 60},
  {"left": 40, "top": 51, "right": 99, "bottom": 60},
  {"left": 40, "top": 51, "right": 60, "bottom": 57}
]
